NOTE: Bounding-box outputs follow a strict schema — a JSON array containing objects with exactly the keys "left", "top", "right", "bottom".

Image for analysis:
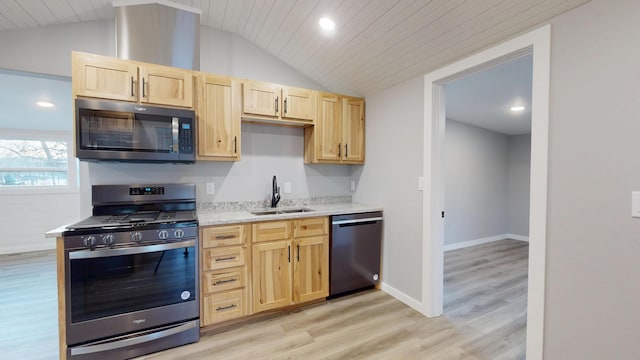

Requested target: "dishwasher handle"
[{"left": 332, "top": 217, "right": 383, "bottom": 226}]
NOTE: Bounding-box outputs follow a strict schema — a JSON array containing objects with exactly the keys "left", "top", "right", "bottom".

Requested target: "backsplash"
[{"left": 198, "top": 195, "right": 352, "bottom": 211}]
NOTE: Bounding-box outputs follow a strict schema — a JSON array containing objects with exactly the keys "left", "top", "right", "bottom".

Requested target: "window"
[{"left": 0, "top": 130, "right": 76, "bottom": 190}]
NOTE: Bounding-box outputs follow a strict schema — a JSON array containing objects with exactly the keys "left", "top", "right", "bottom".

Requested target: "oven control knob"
[
  {"left": 83, "top": 236, "right": 97, "bottom": 248},
  {"left": 131, "top": 232, "right": 143, "bottom": 243},
  {"left": 158, "top": 230, "right": 169, "bottom": 240},
  {"left": 174, "top": 229, "right": 184, "bottom": 239},
  {"left": 102, "top": 234, "right": 114, "bottom": 246}
]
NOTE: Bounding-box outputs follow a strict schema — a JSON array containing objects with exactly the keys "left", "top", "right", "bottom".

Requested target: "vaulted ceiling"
[{"left": 0, "top": 0, "right": 589, "bottom": 96}]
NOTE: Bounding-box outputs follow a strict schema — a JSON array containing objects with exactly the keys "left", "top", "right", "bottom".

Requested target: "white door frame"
[{"left": 421, "top": 25, "right": 551, "bottom": 360}]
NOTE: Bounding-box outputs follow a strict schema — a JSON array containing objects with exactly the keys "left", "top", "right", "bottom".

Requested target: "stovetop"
[{"left": 66, "top": 210, "right": 197, "bottom": 231}]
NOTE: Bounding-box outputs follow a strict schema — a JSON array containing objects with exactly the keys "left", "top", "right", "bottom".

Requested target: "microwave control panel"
[{"left": 179, "top": 120, "right": 194, "bottom": 154}]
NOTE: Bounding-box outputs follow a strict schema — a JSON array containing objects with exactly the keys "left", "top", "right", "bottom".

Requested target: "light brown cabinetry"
[
  {"left": 200, "top": 224, "right": 250, "bottom": 326},
  {"left": 242, "top": 81, "right": 316, "bottom": 125},
  {"left": 72, "top": 51, "right": 193, "bottom": 108},
  {"left": 196, "top": 74, "right": 241, "bottom": 161},
  {"left": 252, "top": 217, "right": 329, "bottom": 313},
  {"left": 305, "top": 93, "right": 365, "bottom": 164}
]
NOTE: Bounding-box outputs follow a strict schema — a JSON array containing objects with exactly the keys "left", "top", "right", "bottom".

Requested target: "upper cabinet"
[
  {"left": 72, "top": 51, "right": 193, "bottom": 108},
  {"left": 196, "top": 74, "right": 241, "bottom": 161},
  {"left": 242, "top": 81, "right": 316, "bottom": 125},
  {"left": 305, "top": 93, "right": 365, "bottom": 164}
]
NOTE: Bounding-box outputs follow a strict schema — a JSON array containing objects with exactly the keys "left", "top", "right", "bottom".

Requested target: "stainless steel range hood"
[{"left": 112, "top": 0, "right": 200, "bottom": 70}]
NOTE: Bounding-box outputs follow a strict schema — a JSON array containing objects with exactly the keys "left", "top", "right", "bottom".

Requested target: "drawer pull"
[
  {"left": 216, "top": 256, "right": 237, "bottom": 262},
  {"left": 216, "top": 304, "right": 237, "bottom": 312},
  {"left": 214, "top": 278, "right": 237, "bottom": 285},
  {"left": 214, "top": 234, "right": 237, "bottom": 240}
]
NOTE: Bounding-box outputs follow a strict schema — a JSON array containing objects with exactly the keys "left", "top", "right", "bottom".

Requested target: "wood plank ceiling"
[{"left": 0, "top": 0, "right": 590, "bottom": 96}]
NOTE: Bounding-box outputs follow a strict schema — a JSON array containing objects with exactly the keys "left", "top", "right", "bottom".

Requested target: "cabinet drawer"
[
  {"left": 202, "top": 246, "right": 246, "bottom": 271},
  {"left": 202, "top": 224, "right": 248, "bottom": 248},
  {"left": 293, "top": 217, "right": 328, "bottom": 237},
  {"left": 252, "top": 220, "right": 292, "bottom": 242},
  {"left": 202, "top": 267, "right": 246, "bottom": 294},
  {"left": 202, "top": 289, "right": 247, "bottom": 326}
]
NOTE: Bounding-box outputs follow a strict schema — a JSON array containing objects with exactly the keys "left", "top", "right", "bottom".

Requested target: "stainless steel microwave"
[{"left": 75, "top": 99, "right": 195, "bottom": 163}]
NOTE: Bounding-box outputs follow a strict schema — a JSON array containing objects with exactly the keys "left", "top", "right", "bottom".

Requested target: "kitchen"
[{"left": 2, "top": 0, "right": 640, "bottom": 359}]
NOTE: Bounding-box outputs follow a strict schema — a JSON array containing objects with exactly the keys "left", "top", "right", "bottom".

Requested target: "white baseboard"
[
  {"left": 443, "top": 234, "right": 507, "bottom": 252},
  {"left": 444, "top": 234, "right": 531, "bottom": 252},
  {"left": 506, "top": 233, "right": 529, "bottom": 242},
  {"left": 0, "top": 242, "right": 55, "bottom": 256},
  {"left": 380, "top": 282, "right": 424, "bottom": 314}
]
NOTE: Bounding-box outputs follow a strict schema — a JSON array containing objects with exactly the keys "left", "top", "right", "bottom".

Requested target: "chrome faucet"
[{"left": 271, "top": 175, "right": 281, "bottom": 208}]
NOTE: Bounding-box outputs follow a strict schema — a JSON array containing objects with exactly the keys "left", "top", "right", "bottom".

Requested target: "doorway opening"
[
  {"left": 441, "top": 54, "right": 533, "bottom": 358},
  {"left": 422, "top": 25, "right": 550, "bottom": 360}
]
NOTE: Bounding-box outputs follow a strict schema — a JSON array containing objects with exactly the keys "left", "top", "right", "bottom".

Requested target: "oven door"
[{"left": 65, "top": 239, "right": 199, "bottom": 346}]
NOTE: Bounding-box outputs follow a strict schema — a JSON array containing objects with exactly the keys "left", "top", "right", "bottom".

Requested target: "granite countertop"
[
  {"left": 197, "top": 202, "right": 383, "bottom": 226},
  {"left": 46, "top": 199, "right": 383, "bottom": 238}
]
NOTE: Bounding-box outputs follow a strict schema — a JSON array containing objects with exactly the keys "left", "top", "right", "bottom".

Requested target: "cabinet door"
[
  {"left": 198, "top": 75, "right": 241, "bottom": 160},
  {"left": 243, "top": 81, "right": 280, "bottom": 117},
  {"left": 342, "top": 98, "right": 365, "bottom": 163},
  {"left": 315, "top": 93, "right": 342, "bottom": 161},
  {"left": 72, "top": 52, "right": 138, "bottom": 101},
  {"left": 252, "top": 240, "right": 292, "bottom": 312},
  {"left": 282, "top": 86, "right": 315, "bottom": 121},
  {"left": 140, "top": 64, "right": 193, "bottom": 108},
  {"left": 293, "top": 236, "right": 329, "bottom": 303}
]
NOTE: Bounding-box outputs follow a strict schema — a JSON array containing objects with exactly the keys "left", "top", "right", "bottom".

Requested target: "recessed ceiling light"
[
  {"left": 510, "top": 105, "right": 525, "bottom": 112},
  {"left": 37, "top": 101, "right": 54, "bottom": 108},
  {"left": 319, "top": 17, "right": 335, "bottom": 32}
]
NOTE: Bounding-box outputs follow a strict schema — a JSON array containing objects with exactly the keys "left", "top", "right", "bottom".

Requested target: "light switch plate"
[
  {"left": 418, "top": 176, "right": 424, "bottom": 191},
  {"left": 206, "top": 182, "right": 215, "bottom": 195},
  {"left": 350, "top": 180, "right": 356, "bottom": 192},
  {"left": 632, "top": 191, "right": 640, "bottom": 217},
  {"left": 284, "top": 182, "right": 292, "bottom": 194}
]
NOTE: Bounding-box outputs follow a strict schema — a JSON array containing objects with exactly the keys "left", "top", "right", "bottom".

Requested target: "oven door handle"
[
  {"left": 70, "top": 320, "right": 198, "bottom": 356},
  {"left": 69, "top": 240, "right": 196, "bottom": 259}
]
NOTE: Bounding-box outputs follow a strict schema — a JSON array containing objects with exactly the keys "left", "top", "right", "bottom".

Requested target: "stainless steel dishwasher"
[{"left": 330, "top": 211, "right": 383, "bottom": 297}]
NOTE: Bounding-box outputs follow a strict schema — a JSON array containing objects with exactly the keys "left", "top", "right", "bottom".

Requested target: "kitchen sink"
[{"left": 251, "top": 208, "right": 315, "bottom": 216}]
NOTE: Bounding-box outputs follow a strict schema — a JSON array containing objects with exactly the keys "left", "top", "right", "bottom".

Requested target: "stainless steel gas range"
[{"left": 61, "top": 184, "right": 200, "bottom": 359}]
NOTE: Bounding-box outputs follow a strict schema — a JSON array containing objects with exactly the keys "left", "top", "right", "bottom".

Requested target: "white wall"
[
  {"left": 544, "top": 0, "right": 640, "bottom": 358},
  {"left": 444, "top": 120, "right": 531, "bottom": 246},
  {"left": 444, "top": 119, "right": 509, "bottom": 245},
  {"left": 82, "top": 123, "right": 350, "bottom": 216},
  {"left": 0, "top": 21, "right": 115, "bottom": 76},
  {"left": 0, "top": 72, "right": 79, "bottom": 254},
  {"left": 507, "top": 134, "right": 530, "bottom": 237},
  {"left": 352, "top": 75, "right": 424, "bottom": 300}
]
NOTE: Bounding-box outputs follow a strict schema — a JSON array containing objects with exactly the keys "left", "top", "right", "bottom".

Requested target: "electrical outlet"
[
  {"left": 350, "top": 180, "right": 356, "bottom": 192},
  {"left": 284, "top": 182, "right": 292, "bottom": 194},
  {"left": 206, "top": 182, "right": 215, "bottom": 195}
]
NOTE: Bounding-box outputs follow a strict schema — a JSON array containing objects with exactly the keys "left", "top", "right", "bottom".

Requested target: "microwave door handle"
[{"left": 172, "top": 117, "right": 179, "bottom": 153}]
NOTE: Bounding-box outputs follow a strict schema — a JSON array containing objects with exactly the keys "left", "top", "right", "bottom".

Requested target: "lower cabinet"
[
  {"left": 252, "top": 217, "right": 329, "bottom": 314},
  {"left": 200, "top": 224, "right": 250, "bottom": 326},
  {"left": 200, "top": 217, "right": 329, "bottom": 327}
]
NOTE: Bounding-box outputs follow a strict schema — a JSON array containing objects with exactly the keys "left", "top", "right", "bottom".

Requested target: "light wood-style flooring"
[{"left": 0, "top": 239, "right": 527, "bottom": 360}]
